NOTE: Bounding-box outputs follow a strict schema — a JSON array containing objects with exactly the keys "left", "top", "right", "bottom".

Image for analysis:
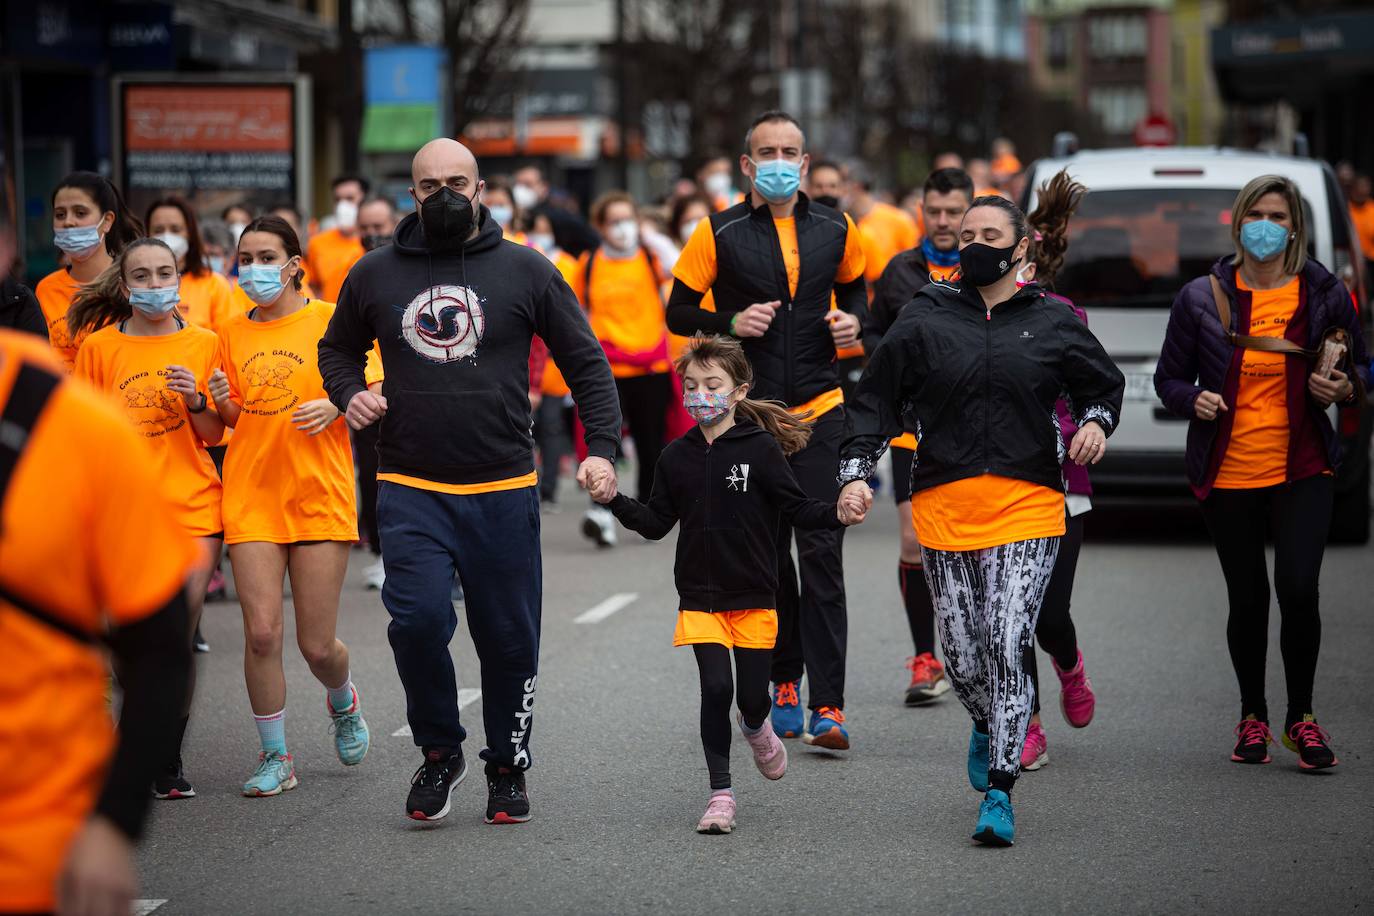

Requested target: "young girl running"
[
  {"left": 207, "top": 215, "right": 369, "bottom": 797},
  {"left": 71, "top": 237, "right": 224, "bottom": 799},
  {"left": 600, "top": 335, "right": 864, "bottom": 834}
]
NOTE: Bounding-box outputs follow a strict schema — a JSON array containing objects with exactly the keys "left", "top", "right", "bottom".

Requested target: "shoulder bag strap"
[{"left": 1209, "top": 274, "right": 1312, "bottom": 357}]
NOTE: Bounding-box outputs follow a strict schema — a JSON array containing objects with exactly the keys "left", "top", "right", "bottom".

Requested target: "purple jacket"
[
  {"left": 1154, "top": 257, "right": 1369, "bottom": 499},
  {"left": 1047, "top": 291, "right": 1093, "bottom": 497}
]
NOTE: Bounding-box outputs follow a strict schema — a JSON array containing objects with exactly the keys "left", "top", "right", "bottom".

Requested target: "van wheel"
[{"left": 1330, "top": 464, "right": 1371, "bottom": 544}]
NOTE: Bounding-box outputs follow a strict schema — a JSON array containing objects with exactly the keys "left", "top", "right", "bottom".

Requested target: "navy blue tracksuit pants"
[{"left": 378, "top": 481, "right": 542, "bottom": 769}]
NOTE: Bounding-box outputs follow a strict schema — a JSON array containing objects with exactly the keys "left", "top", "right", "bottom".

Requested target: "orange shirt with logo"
[
  {"left": 912, "top": 474, "right": 1066, "bottom": 552},
  {"left": 858, "top": 202, "right": 920, "bottom": 283},
  {"left": 217, "top": 300, "right": 358, "bottom": 543},
  {"left": 1214, "top": 276, "right": 1297, "bottom": 489},
  {"left": 306, "top": 228, "right": 365, "bottom": 303},
  {"left": 74, "top": 323, "right": 224, "bottom": 537},
  {"left": 0, "top": 332, "right": 197, "bottom": 913},
  {"left": 578, "top": 249, "right": 670, "bottom": 378},
  {"left": 178, "top": 269, "right": 234, "bottom": 332},
  {"left": 673, "top": 211, "right": 866, "bottom": 418},
  {"left": 35, "top": 269, "right": 84, "bottom": 371}
]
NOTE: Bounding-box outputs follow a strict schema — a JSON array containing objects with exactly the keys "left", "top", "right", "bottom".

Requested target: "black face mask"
[
  {"left": 812, "top": 194, "right": 841, "bottom": 210},
  {"left": 419, "top": 187, "right": 476, "bottom": 248},
  {"left": 958, "top": 241, "right": 1021, "bottom": 288},
  {"left": 361, "top": 234, "right": 391, "bottom": 252}
]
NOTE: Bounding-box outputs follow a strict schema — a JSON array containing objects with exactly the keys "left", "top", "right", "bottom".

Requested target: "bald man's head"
[{"left": 411, "top": 138, "right": 482, "bottom": 205}]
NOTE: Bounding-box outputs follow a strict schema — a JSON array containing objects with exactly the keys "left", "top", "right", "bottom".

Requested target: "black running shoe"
[
  {"left": 407, "top": 748, "right": 467, "bottom": 821},
  {"left": 1230, "top": 716, "right": 1272, "bottom": 764},
  {"left": 152, "top": 756, "right": 196, "bottom": 799},
  {"left": 1283, "top": 716, "right": 1339, "bottom": 770},
  {"left": 484, "top": 762, "right": 531, "bottom": 824},
  {"left": 193, "top": 625, "right": 210, "bottom": 654}
]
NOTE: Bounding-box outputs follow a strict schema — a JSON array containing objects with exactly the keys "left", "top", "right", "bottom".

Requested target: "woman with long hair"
[{"left": 1155, "top": 175, "right": 1368, "bottom": 770}]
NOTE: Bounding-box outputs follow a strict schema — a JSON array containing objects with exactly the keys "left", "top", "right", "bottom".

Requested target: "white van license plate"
[{"left": 1124, "top": 372, "right": 1157, "bottom": 402}]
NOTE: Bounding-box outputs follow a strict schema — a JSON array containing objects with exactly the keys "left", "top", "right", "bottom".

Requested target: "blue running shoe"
[
  {"left": 771, "top": 680, "right": 804, "bottom": 739},
  {"left": 973, "top": 789, "right": 1015, "bottom": 846},
  {"left": 802, "top": 706, "right": 850, "bottom": 750},
  {"left": 328, "top": 686, "right": 370, "bottom": 766},
  {"left": 968, "top": 725, "right": 990, "bottom": 792},
  {"left": 242, "top": 751, "right": 297, "bottom": 797}
]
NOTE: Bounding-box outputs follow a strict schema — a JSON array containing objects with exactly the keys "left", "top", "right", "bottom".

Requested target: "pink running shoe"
[
  {"left": 1020, "top": 720, "right": 1049, "bottom": 771},
  {"left": 739, "top": 715, "right": 788, "bottom": 780},
  {"left": 1054, "top": 650, "right": 1096, "bottom": 728},
  {"left": 696, "top": 790, "right": 736, "bottom": 834}
]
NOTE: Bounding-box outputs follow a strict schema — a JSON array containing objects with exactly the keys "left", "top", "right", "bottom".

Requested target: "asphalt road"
[{"left": 135, "top": 480, "right": 1374, "bottom": 915}]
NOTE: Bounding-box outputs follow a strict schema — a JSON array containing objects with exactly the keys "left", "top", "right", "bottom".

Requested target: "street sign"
[{"left": 1134, "top": 114, "right": 1177, "bottom": 147}]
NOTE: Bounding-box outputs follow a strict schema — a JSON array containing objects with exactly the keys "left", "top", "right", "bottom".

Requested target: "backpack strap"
[
  {"left": 0, "top": 361, "right": 97, "bottom": 645},
  {"left": 1209, "top": 274, "right": 1312, "bottom": 357}
]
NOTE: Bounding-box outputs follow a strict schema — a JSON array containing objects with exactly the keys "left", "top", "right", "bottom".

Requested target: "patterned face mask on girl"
[{"left": 683, "top": 387, "right": 739, "bottom": 426}]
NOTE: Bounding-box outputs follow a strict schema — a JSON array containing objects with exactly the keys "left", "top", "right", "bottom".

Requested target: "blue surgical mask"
[
  {"left": 1240, "top": 219, "right": 1290, "bottom": 262},
  {"left": 208, "top": 255, "right": 227, "bottom": 275},
  {"left": 488, "top": 205, "right": 514, "bottom": 228},
  {"left": 128, "top": 285, "right": 180, "bottom": 317},
  {"left": 749, "top": 158, "right": 802, "bottom": 203},
  {"left": 239, "top": 262, "right": 290, "bottom": 305},
  {"left": 54, "top": 225, "right": 104, "bottom": 260}
]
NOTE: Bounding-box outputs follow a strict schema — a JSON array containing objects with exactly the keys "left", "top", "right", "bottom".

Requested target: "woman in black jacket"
[
  {"left": 603, "top": 335, "right": 863, "bottom": 835},
  {"left": 839, "top": 196, "right": 1123, "bottom": 847}
]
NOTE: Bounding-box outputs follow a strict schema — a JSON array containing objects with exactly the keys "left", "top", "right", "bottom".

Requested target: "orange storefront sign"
[{"left": 124, "top": 86, "right": 293, "bottom": 153}]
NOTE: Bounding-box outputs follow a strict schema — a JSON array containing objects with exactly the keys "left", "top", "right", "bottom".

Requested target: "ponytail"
[
  {"left": 52, "top": 171, "right": 144, "bottom": 258},
  {"left": 67, "top": 237, "right": 177, "bottom": 337},
  {"left": 1026, "top": 169, "right": 1087, "bottom": 289},
  {"left": 736, "top": 398, "right": 814, "bottom": 456}
]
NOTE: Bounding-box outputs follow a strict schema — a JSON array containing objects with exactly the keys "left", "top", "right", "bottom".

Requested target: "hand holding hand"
[
  {"left": 293, "top": 398, "right": 340, "bottom": 436},
  {"left": 1068, "top": 420, "right": 1107, "bottom": 466},
  {"left": 838, "top": 480, "right": 873, "bottom": 525},
  {"left": 824, "top": 311, "right": 861, "bottom": 349},
  {"left": 1194, "top": 390, "right": 1227, "bottom": 421},
  {"left": 577, "top": 457, "right": 618, "bottom": 503},
  {"left": 346, "top": 390, "right": 388, "bottom": 430},
  {"left": 730, "top": 301, "right": 779, "bottom": 338}
]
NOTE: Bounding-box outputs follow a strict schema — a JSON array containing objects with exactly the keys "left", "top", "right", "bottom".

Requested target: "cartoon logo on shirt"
[
  {"left": 401, "top": 284, "right": 486, "bottom": 364},
  {"left": 238, "top": 351, "right": 304, "bottom": 415},
  {"left": 120, "top": 374, "right": 184, "bottom": 437},
  {"left": 727, "top": 463, "right": 750, "bottom": 492}
]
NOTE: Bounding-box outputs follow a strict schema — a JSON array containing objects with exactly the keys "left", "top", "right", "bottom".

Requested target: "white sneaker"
[
  {"left": 364, "top": 558, "right": 385, "bottom": 590},
  {"left": 581, "top": 506, "right": 617, "bottom": 548}
]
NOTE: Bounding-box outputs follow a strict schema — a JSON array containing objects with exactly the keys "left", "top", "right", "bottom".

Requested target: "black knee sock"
[
  {"left": 694, "top": 645, "right": 734, "bottom": 790},
  {"left": 988, "top": 769, "right": 1016, "bottom": 797},
  {"left": 899, "top": 561, "right": 936, "bottom": 655}
]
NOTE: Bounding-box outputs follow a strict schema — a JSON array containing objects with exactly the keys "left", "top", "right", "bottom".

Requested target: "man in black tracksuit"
[
  {"left": 319, "top": 139, "right": 621, "bottom": 825},
  {"left": 666, "top": 110, "right": 867, "bottom": 749}
]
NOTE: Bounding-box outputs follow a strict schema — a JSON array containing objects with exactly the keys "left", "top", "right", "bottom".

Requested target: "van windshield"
[{"left": 1053, "top": 188, "right": 1243, "bottom": 310}]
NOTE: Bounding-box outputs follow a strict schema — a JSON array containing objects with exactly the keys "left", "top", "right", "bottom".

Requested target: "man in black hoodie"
[{"left": 319, "top": 138, "right": 621, "bottom": 826}]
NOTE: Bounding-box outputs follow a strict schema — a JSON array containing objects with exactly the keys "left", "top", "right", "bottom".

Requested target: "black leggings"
[
  {"left": 1030, "top": 512, "right": 1084, "bottom": 714},
  {"left": 694, "top": 644, "right": 772, "bottom": 791},
  {"left": 1199, "top": 475, "right": 1333, "bottom": 726}
]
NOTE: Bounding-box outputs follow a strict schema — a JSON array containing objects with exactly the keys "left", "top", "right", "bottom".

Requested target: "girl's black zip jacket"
[
  {"left": 609, "top": 419, "right": 844, "bottom": 612},
  {"left": 839, "top": 279, "right": 1125, "bottom": 494}
]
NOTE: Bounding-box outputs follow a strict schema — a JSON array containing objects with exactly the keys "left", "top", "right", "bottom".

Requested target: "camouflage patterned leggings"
[{"left": 922, "top": 537, "right": 1060, "bottom": 781}]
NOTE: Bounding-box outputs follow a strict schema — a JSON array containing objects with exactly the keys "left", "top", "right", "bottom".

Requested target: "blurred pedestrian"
[
  {"left": 318, "top": 138, "right": 621, "bottom": 825},
  {"left": 1346, "top": 173, "right": 1374, "bottom": 282},
  {"left": 1155, "top": 174, "right": 1368, "bottom": 771},
  {"left": 845, "top": 162, "right": 920, "bottom": 284},
  {"left": 222, "top": 203, "right": 254, "bottom": 245},
  {"left": 513, "top": 164, "right": 600, "bottom": 256},
  {"left": 71, "top": 237, "right": 225, "bottom": 800},
  {"left": 38, "top": 172, "right": 142, "bottom": 371},
  {"left": 359, "top": 196, "right": 399, "bottom": 252},
  {"left": 864, "top": 166, "right": 973, "bottom": 706},
  {"left": 200, "top": 219, "right": 236, "bottom": 279},
  {"left": 307, "top": 175, "right": 368, "bottom": 303},
  {"left": 841, "top": 194, "right": 1123, "bottom": 846},
  {"left": 668, "top": 110, "right": 867, "bottom": 750},
  {"left": 146, "top": 195, "right": 234, "bottom": 331},
  {"left": 698, "top": 156, "right": 743, "bottom": 213},
  {"left": 806, "top": 160, "right": 845, "bottom": 210}
]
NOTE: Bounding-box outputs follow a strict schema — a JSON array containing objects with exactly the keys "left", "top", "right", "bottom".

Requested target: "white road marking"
[
  {"left": 391, "top": 688, "right": 482, "bottom": 737},
  {"left": 133, "top": 901, "right": 168, "bottom": 915},
  {"left": 574, "top": 592, "right": 639, "bottom": 625}
]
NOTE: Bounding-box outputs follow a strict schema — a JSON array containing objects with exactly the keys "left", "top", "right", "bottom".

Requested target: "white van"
[{"left": 1021, "top": 147, "right": 1370, "bottom": 542}]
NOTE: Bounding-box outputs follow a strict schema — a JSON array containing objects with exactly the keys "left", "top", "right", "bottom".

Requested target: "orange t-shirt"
[
  {"left": 858, "top": 202, "right": 920, "bottom": 283},
  {"left": 912, "top": 474, "right": 1066, "bottom": 552},
  {"left": 673, "top": 210, "right": 866, "bottom": 418},
  {"left": 306, "top": 228, "right": 365, "bottom": 303},
  {"left": 74, "top": 323, "right": 224, "bottom": 537},
  {"left": 1214, "top": 276, "right": 1298, "bottom": 489},
  {"left": 1350, "top": 200, "right": 1374, "bottom": 262},
  {"left": 178, "top": 269, "right": 234, "bottom": 332},
  {"left": 34, "top": 269, "right": 84, "bottom": 372},
  {"left": 579, "top": 250, "right": 670, "bottom": 378},
  {"left": 0, "top": 332, "right": 197, "bottom": 913},
  {"left": 540, "top": 250, "right": 581, "bottom": 397},
  {"left": 217, "top": 300, "right": 358, "bottom": 544}
]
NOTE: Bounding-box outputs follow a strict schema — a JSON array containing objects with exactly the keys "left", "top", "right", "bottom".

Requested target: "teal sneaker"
[
  {"left": 242, "top": 751, "right": 298, "bottom": 797},
  {"left": 973, "top": 789, "right": 1015, "bottom": 846},
  {"left": 802, "top": 706, "right": 850, "bottom": 750},
  {"left": 328, "top": 686, "right": 370, "bottom": 767},
  {"left": 968, "top": 724, "right": 990, "bottom": 792},
  {"left": 770, "top": 680, "right": 804, "bottom": 739}
]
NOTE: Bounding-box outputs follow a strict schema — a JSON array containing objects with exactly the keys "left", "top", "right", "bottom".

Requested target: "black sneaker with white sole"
[
  {"left": 193, "top": 625, "right": 210, "bottom": 653},
  {"left": 152, "top": 756, "right": 196, "bottom": 799},
  {"left": 407, "top": 748, "right": 467, "bottom": 820},
  {"left": 484, "top": 762, "right": 531, "bottom": 824}
]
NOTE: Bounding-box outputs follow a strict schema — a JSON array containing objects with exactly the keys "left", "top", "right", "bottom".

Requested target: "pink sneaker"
[
  {"left": 1020, "top": 720, "right": 1049, "bottom": 771},
  {"left": 739, "top": 715, "right": 788, "bottom": 780},
  {"left": 696, "top": 790, "right": 736, "bottom": 834},
  {"left": 1055, "top": 650, "right": 1096, "bottom": 728}
]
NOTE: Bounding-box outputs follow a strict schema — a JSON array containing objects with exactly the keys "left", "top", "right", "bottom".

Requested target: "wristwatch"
[{"left": 188, "top": 392, "right": 209, "bottom": 414}]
